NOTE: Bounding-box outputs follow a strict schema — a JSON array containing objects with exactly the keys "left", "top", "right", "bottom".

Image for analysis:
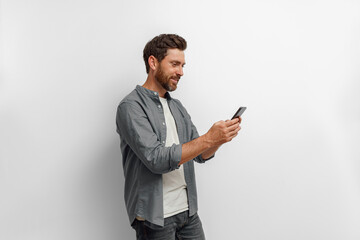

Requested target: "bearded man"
[{"left": 116, "top": 34, "right": 242, "bottom": 240}]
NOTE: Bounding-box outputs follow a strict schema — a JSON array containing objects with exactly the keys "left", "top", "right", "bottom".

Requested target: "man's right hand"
[{"left": 203, "top": 117, "right": 242, "bottom": 147}]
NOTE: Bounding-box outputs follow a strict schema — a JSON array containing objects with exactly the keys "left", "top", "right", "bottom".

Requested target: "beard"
[{"left": 155, "top": 65, "right": 179, "bottom": 92}]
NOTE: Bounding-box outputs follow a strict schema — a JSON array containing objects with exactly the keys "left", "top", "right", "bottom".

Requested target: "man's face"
[{"left": 155, "top": 48, "right": 185, "bottom": 92}]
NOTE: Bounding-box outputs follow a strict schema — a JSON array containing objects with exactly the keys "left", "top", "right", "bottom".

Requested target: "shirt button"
[
  {"left": 158, "top": 105, "right": 161, "bottom": 108},
  {"left": 162, "top": 141, "right": 165, "bottom": 144},
  {"left": 162, "top": 122, "right": 165, "bottom": 125}
]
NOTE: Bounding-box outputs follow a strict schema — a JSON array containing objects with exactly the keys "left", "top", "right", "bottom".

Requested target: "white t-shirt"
[{"left": 159, "top": 97, "right": 189, "bottom": 218}]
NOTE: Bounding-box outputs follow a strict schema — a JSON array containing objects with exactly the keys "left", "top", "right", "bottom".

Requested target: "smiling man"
[{"left": 116, "top": 34, "right": 242, "bottom": 239}]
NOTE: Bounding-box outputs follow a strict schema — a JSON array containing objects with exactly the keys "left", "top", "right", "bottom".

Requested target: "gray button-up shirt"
[{"left": 116, "top": 85, "right": 212, "bottom": 227}]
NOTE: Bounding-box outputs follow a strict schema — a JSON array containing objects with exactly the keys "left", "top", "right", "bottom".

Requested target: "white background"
[{"left": 1, "top": 0, "right": 360, "bottom": 239}]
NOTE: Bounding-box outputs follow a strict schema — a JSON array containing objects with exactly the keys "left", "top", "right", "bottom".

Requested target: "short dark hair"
[{"left": 143, "top": 34, "right": 187, "bottom": 73}]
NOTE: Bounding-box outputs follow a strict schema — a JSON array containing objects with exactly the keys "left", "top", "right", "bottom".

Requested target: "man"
[{"left": 116, "top": 34, "right": 241, "bottom": 239}]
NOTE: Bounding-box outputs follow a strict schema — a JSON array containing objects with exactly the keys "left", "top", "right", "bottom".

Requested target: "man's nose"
[{"left": 177, "top": 66, "right": 184, "bottom": 76}]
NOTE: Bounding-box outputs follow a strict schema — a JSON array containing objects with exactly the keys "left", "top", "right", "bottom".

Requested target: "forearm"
[
  {"left": 179, "top": 135, "right": 212, "bottom": 165},
  {"left": 201, "top": 146, "right": 220, "bottom": 160}
]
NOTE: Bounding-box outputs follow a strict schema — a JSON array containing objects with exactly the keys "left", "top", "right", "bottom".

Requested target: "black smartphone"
[{"left": 231, "top": 107, "right": 247, "bottom": 119}]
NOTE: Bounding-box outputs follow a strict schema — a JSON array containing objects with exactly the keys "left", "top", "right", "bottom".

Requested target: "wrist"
[{"left": 201, "top": 133, "right": 213, "bottom": 149}]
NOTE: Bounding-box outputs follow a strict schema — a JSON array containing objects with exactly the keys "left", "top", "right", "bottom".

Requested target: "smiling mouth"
[{"left": 171, "top": 78, "right": 179, "bottom": 84}]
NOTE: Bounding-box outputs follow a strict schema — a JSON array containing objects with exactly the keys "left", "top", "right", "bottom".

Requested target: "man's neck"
[{"left": 142, "top": 75, "right": 167, "bottom": 98}]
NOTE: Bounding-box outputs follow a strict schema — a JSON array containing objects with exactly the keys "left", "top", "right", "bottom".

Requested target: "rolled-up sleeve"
[{"left": 117, "top": 101, "right": 181, "bottom": 174}]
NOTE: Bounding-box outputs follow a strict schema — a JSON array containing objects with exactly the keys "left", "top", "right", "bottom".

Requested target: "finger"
[
  {"left": 232, "top": 132, "right": 238, "bottom": 139},
  {"left": 228, "top": 126, "right": 241, "bottom": 137},
  {"left": 225, "top": 118, "right": 239, "bottom": 127},
  {"left": 227, "top": 122, "right": 240, "bottom": 131},
  {"left": 228, "top": 131, "right": 238, "bottom": 141}
]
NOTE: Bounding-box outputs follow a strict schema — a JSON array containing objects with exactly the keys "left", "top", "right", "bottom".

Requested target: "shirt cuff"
[
  {"left": 197, "top": 153, "right": 215, "bottom": 163},
  {"left": 170, "top": 144, "right": 182, "bottom": 170}
]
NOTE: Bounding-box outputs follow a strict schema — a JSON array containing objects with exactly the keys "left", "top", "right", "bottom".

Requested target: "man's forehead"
[{"left": 165, "top": 49, "right": 185, "bottom": 62}]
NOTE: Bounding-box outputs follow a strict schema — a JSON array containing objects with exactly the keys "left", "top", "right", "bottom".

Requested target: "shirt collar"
[{"left": 136, "top": 85, "right": 172, "bottom": 100}]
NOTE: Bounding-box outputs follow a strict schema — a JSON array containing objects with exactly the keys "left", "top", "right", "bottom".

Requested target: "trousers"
[{"left": 133, "top": 211, "right": 205, "bottom": 240}]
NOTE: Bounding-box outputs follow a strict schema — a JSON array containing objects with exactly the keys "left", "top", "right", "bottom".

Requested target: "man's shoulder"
[
  {"left": 169, "top": 96, "right": 182, "bottom": 106},
  {"left": 116, "top": 88, "right": 146, "bottom": 123},
  {"left": 166, "top": 92, "right": 182, "bottom": 107},
  {"left": 168, "top": 97, "right": 192, "bottom": 118},
  {"left": 118, "top": 87, "right": 143, "bottom": 107}
]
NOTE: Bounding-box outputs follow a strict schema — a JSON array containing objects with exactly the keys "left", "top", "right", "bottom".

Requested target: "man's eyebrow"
[{"left": 171, "top": 60, "right": 186, "bottom": 66}]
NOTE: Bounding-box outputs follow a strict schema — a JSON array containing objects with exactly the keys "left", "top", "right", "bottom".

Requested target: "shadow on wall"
[{"left": 85, "top": 136, "right": 134, "bottom": 239}]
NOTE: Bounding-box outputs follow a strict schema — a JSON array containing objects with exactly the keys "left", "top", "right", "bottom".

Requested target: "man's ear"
[{"left": 148, "top": 56, "right": 158, "bottom": 71}]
